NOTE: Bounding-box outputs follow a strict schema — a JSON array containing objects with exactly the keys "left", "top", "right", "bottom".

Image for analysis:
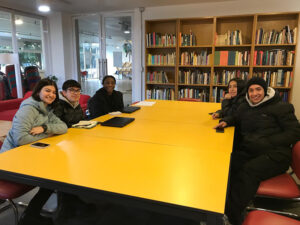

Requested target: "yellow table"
[{"left": 0, "top": 100, "right": 234, "bottom": 224}]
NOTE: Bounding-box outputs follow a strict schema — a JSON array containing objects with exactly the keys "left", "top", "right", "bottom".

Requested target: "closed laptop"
[
  {"left": 121, "top": 106, "right": 141, "bottom": 113},
  {"left": 101, "top": 117, "right": 135, "bottom": 128}
]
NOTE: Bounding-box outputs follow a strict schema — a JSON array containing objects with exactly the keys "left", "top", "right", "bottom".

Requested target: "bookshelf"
[{"left": 145, "top": 12, "right": 299, "bottom": 102}]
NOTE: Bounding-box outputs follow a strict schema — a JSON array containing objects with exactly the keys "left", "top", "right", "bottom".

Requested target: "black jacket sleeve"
[{"left": 267, "top": 103, "right": 300, "bottom": 147}]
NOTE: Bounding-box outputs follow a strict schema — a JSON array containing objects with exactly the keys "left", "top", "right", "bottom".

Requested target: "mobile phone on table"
[
  {"left": 30, "top": 142, "right": 50, "bottom": 149},
  {"left": 216, "top": 127, "right": 224, "bottom": 133}
]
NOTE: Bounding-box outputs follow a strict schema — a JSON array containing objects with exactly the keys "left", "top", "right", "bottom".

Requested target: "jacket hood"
[
  {"left": 59, "top": 92, "right": 79, "bottom": 108},
  {"left": 20, "top": 97, "right": 49, "bottom": 115},
  {"left": 246, "top": 87, "right": 277, "bottom": 107}
]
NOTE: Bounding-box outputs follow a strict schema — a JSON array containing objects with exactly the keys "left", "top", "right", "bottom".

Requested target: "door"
[{"left": 75, "top": 13, "right": 133, "bottom": 106}]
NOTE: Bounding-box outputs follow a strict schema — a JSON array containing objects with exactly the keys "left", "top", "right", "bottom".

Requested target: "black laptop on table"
[{"left": 101, "top": 117, "right": 135, "bottom": 128}]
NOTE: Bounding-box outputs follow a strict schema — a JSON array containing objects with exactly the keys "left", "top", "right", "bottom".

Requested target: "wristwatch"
[{"left": 42, "top": 124, "right": 48, "bottom": 133}]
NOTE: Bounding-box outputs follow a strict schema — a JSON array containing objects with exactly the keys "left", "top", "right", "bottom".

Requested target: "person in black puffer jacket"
[
  {"left": 88, "top": 75, "right": 124, "bottom": 119},
  {"left": 215, "top": 77, "right": 300, "bottom": 225},
  {"left": 212, "top": 78, "right": 246, "bottom": 119},
  {"left": 54, "top": 80, "right": 84, "bottom": 127}
]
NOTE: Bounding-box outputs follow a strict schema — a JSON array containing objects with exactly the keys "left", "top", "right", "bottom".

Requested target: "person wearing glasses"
[
  {"left": 54, "top": 80, "right": 85, "bottom": 127},
  {"left": 88, "top": 75, "right": 124, "bottom": 119}
]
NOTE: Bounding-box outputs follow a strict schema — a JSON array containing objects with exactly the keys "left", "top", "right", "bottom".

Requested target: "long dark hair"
[
  {"left": 227, "top": 78, "right": 246, "bottom": 96},
  {"left": 32, "top": 78, "right": 59, "bottom": 107}
]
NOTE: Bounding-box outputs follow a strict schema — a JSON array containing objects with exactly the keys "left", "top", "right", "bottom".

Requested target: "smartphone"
[
  {"left": 30, "top": 142, "right": 50, "bottom": 149},
  {"left": 216, "top": 127, "right": 224, "bottom": 133}
]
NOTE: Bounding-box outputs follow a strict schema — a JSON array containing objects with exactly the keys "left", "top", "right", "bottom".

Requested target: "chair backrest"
[
  {"left": 0, "top": 78, "right": 5, "bottom": 100},
  {"left": 24, "top": 66, "right": 40, "bottom": 91},
  {"left": 292, "top": 141, "right": 300, "bottom": 179},
  {"left": 23, "top": 91, "right": 33, "bottom": 100},
  {"left": 79, "top": 94, "right": 91, "bottom": 113},
  {"left": 179, "top": 98, "right": 201, "bottom": 102},
  {"left": 5, "top": 65, "right": 17, "bottom": 98}
]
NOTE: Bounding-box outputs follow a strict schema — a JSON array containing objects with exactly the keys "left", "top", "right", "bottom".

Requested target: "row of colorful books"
[
  {"left": 215, "top": 30, "right": 243, "bottom": 45},
  {"left": 213, "top": 70, "right": 249, "bottom": 85},
  {"left": 255, "top": 26, "right": 297, "bottom": 44},
  {"left": 253, "top": 70, "right": 293, "bottom": 87},
  {"left": 279, "top": 91, "right": 289, "bottom": 102},
  {"left": 146, "top": 88, "right": 175, "bottom": 100},
  {"left": 147, "top": 53, "right": 176, "bottom": 65},
  {"left": 178, "top": 70, "right": 210, "bottom": 85},
  {"left": 212, "top": 87, "right": 226, "bottom": 103},
  {"left": 253, "top": 50, "right": 294, "bottom": 66},
  {"left": 214, "top": 51, "right": 250, "bottom": 66},
  {"left": 179, "top": 32, "right": 197, "bottom": 46},
  {"left": 146, "top": 71, "right": 169, "bottom": 83},
  {"left": 178, "top": 88, "right": 210, "bottom": 102},
  {"left": 146, "top": 32, "right": 176, "bottom": 47},
  {"left": 180, "top": 51, "right": 212, "bottom": 66}
]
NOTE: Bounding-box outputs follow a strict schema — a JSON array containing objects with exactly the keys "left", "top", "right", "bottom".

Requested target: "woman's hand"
[
  {"left": 224, "top": 93, "right": 232, "bottom": 99},
  {"left": 30, "top": 126, "right": 44, "bottom": 135},
  {"left": 212, "top": 112, "right": 220, "bottom": 119},
  {"left": 213, "top": 121, "right": 227, "bottom": 129}
]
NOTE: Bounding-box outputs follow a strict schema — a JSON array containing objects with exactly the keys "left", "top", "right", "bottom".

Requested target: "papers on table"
[
  {"left": 134, "top": 101, "right": 156, "bottom": 106},
  {"left": 72, "top": 120, "right": 98, "bottom": 129}
]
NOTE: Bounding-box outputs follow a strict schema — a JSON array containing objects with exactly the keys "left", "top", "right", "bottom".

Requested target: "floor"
[
  {"left": 0, "top": 188, "right": 57, "bottom": 225},
  {"left": 80, "top": 78, "right": 133, "bottom": 107}
]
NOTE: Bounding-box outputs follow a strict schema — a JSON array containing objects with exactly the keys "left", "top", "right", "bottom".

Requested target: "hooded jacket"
[
  {"left": 88, "top": 87, "right": 124, "bottom": 119},
  {"left": 216, "top": 78, "right": 246, "bottom": 118},
  {"left": 0, "top": 97, "right": 67, "bottom": 153},
  {"left": 222, "top": 87, "right": 300, "bottom": 160},
  {"left": 54, "top": 92, "right": 84, "bottom": 128}
]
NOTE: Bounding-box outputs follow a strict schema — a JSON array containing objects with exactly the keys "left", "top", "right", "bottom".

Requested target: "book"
[{"left": 72, "top": 120, "right": 98, "bottom": 129}]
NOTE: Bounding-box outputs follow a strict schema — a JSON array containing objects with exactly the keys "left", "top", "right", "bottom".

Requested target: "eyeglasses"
[{"left": 67, "top": 88, "right": 81, "bottom": 94}]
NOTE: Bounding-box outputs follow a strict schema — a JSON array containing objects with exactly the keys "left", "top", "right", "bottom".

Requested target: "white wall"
[{"left": 141, "top": 0, "right": 300, "bottom": 119}]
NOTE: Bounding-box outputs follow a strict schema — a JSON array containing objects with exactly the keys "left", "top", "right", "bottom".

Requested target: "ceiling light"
[
  {"left": 15, "top": 19, "right": 23, "bottom": 25},
  {"left": 37, "top": 0, "right": 51, "bottom": 12},
  {"left": 124, "top": 30, "right": 130, "bottom": 34},
  {"left": 38, "top": 5, "right": 50, "bottom": 12}
]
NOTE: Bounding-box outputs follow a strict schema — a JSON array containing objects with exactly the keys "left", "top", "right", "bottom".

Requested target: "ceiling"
[{"left": 0, "top": 0, "right": 233, "bottom": 14}]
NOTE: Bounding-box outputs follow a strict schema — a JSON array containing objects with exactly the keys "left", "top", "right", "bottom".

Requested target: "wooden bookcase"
[{"left": 145, "top": 12, "right": 299, "bottom": 102}]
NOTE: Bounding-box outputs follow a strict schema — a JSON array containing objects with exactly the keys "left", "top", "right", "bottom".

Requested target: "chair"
[
  {"left": 178, "top": 98, "right": 201, "bottom": 102},
  {"left": 80, "top": 71, "right": 88, "bottom": 80},
  {"left": 24, "top": 66, "right": 41, "bottom": 91},
  {"left": 0, "top": 91, "right": 32, "bottom": 121},
  {"left": 253, "top": 141, "right": 300, "bottom": 217},
  {"left": 79, "top": 94, "right": 91, "bottom": 115},
  {"left": 0, "top": 141, "right": 34, "bottom": 225},
  {"left": 243, "top": 210, "right": 300, "bottom": 225},
  {"left": 5, "top": 65, "right": 17, "bottom": 99},
  {"left": 0, "top": 77, "right": 5, "bottom": 100}
]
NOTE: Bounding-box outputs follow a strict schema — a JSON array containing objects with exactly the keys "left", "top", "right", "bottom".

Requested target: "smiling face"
[
  {"left": 39, "top": 85, "right": 56, "bottom": 106},
  {"left": 248, "top": 84, "right": 265, "bottom": 105},
  {"left": 62, "top": 87, "right": 81, "bottom": 104},
  {"left": 228, "top": 80, "right": 238, "bottom": 98},
  {"left": 103, "top": 77, "right": 116, "bottom": 95}
]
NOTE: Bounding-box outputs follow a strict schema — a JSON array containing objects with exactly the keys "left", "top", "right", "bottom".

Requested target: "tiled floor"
[{"left": 80, "top": 78, "right": 133, "bottom": 107}]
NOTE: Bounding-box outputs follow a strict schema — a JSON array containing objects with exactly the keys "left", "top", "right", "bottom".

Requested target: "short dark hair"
[
  {"left": 102, "top": 75, "right": 116, "bottom": 85},
  {"left": 32, "top": 78, "right": 59, "bottom": 107},
  {"left": 62, "top": 79, "right": 81, "bottom": 91}
]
